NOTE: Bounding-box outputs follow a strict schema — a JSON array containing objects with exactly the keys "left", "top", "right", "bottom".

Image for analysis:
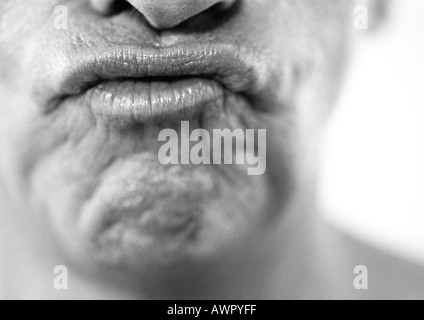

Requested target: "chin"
[{"left": 41, "top": 151, "right": 272, "bottom": 276}]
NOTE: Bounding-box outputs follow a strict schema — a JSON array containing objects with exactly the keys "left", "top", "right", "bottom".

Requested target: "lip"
[
  {"left": 38, "top": 43, "right": 261, "bottom": 124},
  {"left": 84, "top": 78, "right": 224, "bottom": 125}
]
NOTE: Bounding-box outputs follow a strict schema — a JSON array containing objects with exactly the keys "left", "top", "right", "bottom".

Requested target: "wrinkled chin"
[{"left": 52, "top": 156, "right": 268, "bottom": 274}]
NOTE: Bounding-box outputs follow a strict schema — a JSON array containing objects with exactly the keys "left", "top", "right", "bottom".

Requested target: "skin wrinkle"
[
  {"left": 21, "top": 110, "right": 87, "bottom": 183},
  {"left": 35, "top": 111, "right": 124, "bottom": 215},
  {"left": 80, "top": 90, "right": 253, "bottom": 260},
  {"left": 1, "top": 0, "right": 389, "bottom": 299},
  {"left": 36, "top": 42, "right": 264, "bottom": 202},
  {"left": 89, "top": 162, "right": 213, "bottom": 265}
]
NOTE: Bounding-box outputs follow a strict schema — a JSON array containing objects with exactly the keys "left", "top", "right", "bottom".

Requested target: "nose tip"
[{"left": 126, "top": 0, "right": 237, "bottom": 29}]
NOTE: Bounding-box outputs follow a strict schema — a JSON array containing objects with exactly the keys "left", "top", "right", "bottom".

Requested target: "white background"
[{"left": 320, "top": 0, "right": 424, "bottom": 263}]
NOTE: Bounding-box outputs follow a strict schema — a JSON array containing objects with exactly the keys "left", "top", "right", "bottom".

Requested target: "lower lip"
[{"left": 81, "top": 78, "right": 225, "bottom": 126}]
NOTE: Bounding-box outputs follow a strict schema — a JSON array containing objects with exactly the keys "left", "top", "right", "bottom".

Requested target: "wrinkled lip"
[
  {"left": 84, "top": 78, "right": 224, "bottom": 125},
  {"left": 38, "top": 43, "right": 261, "bottom": 124}
]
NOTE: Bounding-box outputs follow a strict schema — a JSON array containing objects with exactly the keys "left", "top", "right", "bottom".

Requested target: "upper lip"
[{"left": 37, "top": 42, "right": 260, "bottom": 114}]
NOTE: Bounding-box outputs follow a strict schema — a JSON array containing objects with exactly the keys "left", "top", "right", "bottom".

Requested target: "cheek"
[{"left": 0, "top": 1, "right": 68, "bottom": 92}]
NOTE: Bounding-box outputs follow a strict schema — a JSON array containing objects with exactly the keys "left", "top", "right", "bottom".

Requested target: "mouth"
[{"left": 38, "top": 43, "right": 261, "bottom": 126}]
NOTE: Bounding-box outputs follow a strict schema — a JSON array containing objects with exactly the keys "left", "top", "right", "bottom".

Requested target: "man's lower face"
[{"left": 0, "top": 0, "right": 351, "bottom": 274}]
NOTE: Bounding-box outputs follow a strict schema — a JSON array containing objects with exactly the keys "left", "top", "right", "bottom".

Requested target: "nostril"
[
  {"left": 207, "top": 1, "right": 236, "bottom": 14},
  {"left": 92, "top": 0, "right": 239, "bottom": 30},
  {"left": 175, "top": 1, "right": 240, "bottom": 30},
  {"left": 202, "top": 2, "right": 230, "bottom": 18},
  {"left": 91, "top": 0, "right": 132, "bottom": 15}
]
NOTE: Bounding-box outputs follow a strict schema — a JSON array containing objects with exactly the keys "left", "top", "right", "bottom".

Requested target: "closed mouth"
[{"left": 38, "top": 42, "right": 261, "bottom": 126}]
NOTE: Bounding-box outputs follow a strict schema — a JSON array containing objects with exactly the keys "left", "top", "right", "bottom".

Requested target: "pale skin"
[{"left": 0, "top": 0, "right": 423, "bottom": 299}]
